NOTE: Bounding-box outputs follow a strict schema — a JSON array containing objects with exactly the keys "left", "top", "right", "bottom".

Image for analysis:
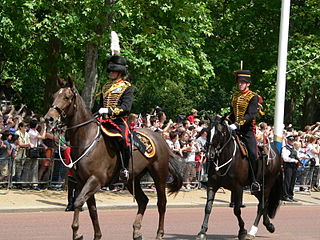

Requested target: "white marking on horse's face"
[
  {"left": 210, "top": 126, "right": 216, "bottom": 143},
  {"left": 58, "top": 89, "right": 63, "bottom": 94}
]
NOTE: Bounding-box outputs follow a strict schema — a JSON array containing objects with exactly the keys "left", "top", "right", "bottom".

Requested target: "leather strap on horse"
[
  {"left": 130, "top": 133, "right": 136, "bottom": 202},
  {"left": 235, "top": 135, "right": 248, "bottom": 157}
]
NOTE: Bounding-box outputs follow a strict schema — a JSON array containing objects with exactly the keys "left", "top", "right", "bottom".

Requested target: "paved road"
[{"left": 0, "top": 206, "right": 319, "bottom": 240}]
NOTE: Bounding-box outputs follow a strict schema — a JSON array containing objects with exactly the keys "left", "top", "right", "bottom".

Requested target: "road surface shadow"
[
  {"left": 164, "top": 233, "right": 237, "bottom": 239},
  {"left": 37, "top": 199, "right": 65, "bottom": 207}
]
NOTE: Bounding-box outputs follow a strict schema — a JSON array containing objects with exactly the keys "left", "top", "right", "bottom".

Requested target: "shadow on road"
[
  {"left": 164, "top": 233, "right": 237, "bottom": 239},
  {"left": 36, "top": 199, "right": 66, "bottom": 207}
]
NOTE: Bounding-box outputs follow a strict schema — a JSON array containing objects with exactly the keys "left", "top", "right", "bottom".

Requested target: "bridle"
[
  {"left": 48, "top": 86, "right": 101, "bottom": 168},
  {"left": 49, "top": 86, "right": 78, "bottom": 121},
  {"left": 206, "top": 121, "right": 237, "bottom": 176},
  {"left": 50, "top": 105, "right": 68, "bottom": 119},
  {"left": 48, "top": 87, "right": 97, "bottom": 130}
]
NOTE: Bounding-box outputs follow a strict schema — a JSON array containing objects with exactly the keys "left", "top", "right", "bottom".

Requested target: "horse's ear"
[
  {"left": 213, "top": 115, "right": 222, "bottom": 124},
  {"left": 67, "top": 75, "right": 74, "bottom": 88},
  {"left": 56, "top": 76, "right": 65, "bottom": 87}
]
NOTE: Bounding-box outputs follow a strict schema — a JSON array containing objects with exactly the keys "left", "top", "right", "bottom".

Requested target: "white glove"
[
  {"left": 98, "top": 108, "right": 109, "bottom": 115},
  {"left": 229, "top": 124, "right": 237, "bottom": 131}
]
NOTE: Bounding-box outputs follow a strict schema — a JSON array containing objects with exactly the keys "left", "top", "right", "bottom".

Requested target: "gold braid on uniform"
[
  {"left": 231, "top": 90, "right": 257, "bottom": 126},
  {"left": 102, "top": 80, "right": 131, "bottom": 118}
]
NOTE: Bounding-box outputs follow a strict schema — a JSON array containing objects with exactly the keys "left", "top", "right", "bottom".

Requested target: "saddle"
[
  {"left": 100, "top": 123, "right": 156, "bottom": 159},
  {"left": 234, "top": 135, "right": 248, "bottom": 158},
  {"left": 234, "top": 133, "right": 263, "bottom": 181}
]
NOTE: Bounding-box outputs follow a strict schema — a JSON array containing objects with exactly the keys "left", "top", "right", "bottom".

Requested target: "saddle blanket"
[{"left": 100, "top": 122, "right": 156, "bottom": 159}]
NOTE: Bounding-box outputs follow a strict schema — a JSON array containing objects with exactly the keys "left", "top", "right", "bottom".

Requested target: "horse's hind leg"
[
  {"left": 126, "top": 179, "right": 148, "bottom": 240},
  {"left": 72, "top": 175, "right": 102, "bottom": 240},
  {"left": 87, "top": 195, "right": 102, "bottom": 240},
  {"left": 196, "top": 186, "right": 217, "bottom": 240},
  {"left": 263, "top": 211, "right": 275, "bottom": 233},
  {"left": 152, "top": 175, "right": 167, "bottom": 239},
  {"left": 232, "top": 188, "right": 247, "bottom": 240}
]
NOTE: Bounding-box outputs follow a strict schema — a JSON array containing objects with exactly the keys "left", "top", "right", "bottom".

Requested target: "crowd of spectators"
[
  {"left": 0, "top": 97, "right": 319, "bottom": 193},
  {"left": 0, "top": 100, "right": 67, "bottom": 189}
]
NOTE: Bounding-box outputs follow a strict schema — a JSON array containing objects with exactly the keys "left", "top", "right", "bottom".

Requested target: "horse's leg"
[
  {"left": 126, "top": 178, "right": 149, "bottom": 240},
  {"left": 196, "top": 186, "right": 217, "bottom": 240},
  {"left": 246, "top": 199, "right": 264, "bottom": 240},
  {"left": 87, "top": 195, "right": 102, "bottom": 240},
  {"left": 72, "top": 175, "right": 102, "bottom": 240},
  {"left": 152, "top": 174, "right": 167, "bottom": 240},
  {"left": 232, "top": 188, "right": 247, "bottom": 240},
  {"left": 262, "top": 207, "right": 275, "bottom": 233},
  {"left": 71, "top": 208, "right": 83, "bottom": 240}
]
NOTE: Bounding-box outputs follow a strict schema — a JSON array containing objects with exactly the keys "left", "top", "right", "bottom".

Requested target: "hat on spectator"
[
  {"left": 9, "top": 128, "right": 16, "bottom": 134},
  {"left": 235, "top": 70, "right": 252, "bottom": 83},
  {"left": 3, "top": 115, "right": 9, "bottom": 123},
  {"left": 191, "top": 109, "right": 198, "bottom": 114},
  {"left": 286, "top": 135, "right": 296, "bottom": 141}
]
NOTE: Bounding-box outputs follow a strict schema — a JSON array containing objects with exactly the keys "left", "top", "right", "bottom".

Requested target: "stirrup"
[
  {"left": 119, "top": 168, "right": 129, "bottom": 181},
  {"left": 250, "top": 181, "right": 261, "bottom": 193}
]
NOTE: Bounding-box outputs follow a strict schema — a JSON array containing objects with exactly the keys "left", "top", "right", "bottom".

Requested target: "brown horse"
[
  {"left": 44, "top": 77, "right": 183, "bottom": 240},
  {"left": 196, "top": 116, "right": 282, "bottom": 240}
]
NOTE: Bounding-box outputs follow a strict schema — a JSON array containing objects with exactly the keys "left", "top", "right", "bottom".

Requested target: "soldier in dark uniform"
[
  {"left": 98, "top": 55, "right": 133, "bottom": 181},
  {"left": 227, "top": 70, "right": 260, "bottom": 192}
]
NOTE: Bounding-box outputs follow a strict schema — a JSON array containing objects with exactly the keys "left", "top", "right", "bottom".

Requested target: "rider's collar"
[
  {"left": 112, "top": 79, "right": 124, "bottom": 84},
  {"left": 241, "top": 89, "right": 250, "bottom": 95}
]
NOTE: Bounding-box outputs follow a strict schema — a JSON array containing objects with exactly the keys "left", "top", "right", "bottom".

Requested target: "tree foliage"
[{"left": 0, "top": 0, "right": 319, "bottom": 128}]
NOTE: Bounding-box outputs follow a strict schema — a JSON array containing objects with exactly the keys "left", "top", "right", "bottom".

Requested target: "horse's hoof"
[
  {"left": 74, "top": 234, "right": 83, "bottom": 240},
  {"left": 266, "top": 223, "right": 275, "bottom": 233},
  {"left": 196, "top": 233, "right": 207, "bottom": 240},
  {"left": 133, "top": 236, "right": 143, "bottom": 240},
  {"left": 238, "top": 229, "right": 247, "bottom": 240},
  {"left": 245, "top": 234, "right": 255, "bottom": 240}
]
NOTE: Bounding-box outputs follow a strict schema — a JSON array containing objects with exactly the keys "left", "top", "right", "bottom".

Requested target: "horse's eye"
[{"left": 64, "top": 97, "right": 70, "bottom": 101}]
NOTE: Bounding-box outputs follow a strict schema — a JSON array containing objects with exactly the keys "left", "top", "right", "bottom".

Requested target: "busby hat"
[
  {"left": 106, "top": 55, "right": 127, "bottom": 75},
  {"left": 235, "top": 70, "right": 251, "bottom": 83}
]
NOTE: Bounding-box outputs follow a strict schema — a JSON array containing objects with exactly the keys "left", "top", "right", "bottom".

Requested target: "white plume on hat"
[{"left": 110, "top": 31, "right": 120, "bottom": 55}]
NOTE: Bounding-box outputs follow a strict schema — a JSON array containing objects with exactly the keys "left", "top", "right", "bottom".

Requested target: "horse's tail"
[
  {"left": 267, "top": 172, "right": 283, "bottom": 218},
  {"left": 167, "top": 151, "right": 184, "bottom": 195}
]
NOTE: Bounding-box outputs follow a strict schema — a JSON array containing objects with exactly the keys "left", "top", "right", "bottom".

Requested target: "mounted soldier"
[
  {"left": 98, "top": 54, "right": 133, "bottom": 181},
  {"left": 226, "top": 69, "right": 261, "bottom": 193}
]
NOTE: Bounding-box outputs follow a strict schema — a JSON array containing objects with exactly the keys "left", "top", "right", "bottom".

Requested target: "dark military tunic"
[
  {"left": 102, "top": 79, "right": 133, "bottom": 118},
  {"left": 229, "top": 89, "right": 259, "bottom": 160},
  {"left": 100, "top": 79, "right": 133, "bottom": 146}
]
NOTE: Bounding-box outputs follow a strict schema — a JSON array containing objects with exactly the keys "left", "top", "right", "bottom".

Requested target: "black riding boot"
[
  {"left": 249, "top": 158, "right": 260, "bottom": 193},
  {"left": 65, "top": 177, "right": 76, "bottom": 211},
  {"left": 119, "top": 142, "right": 130, "bottom": 181}
]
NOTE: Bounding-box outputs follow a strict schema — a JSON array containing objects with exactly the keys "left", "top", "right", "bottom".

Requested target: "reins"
[
  {"left": 208, "top": 123, "right": 237, "bottom": 176},
  {"left": 58, "top": 123, "right": 101, "bottom": 168},
  {"left": 65, "top": 115, "right": 98, "bottom": 131}
]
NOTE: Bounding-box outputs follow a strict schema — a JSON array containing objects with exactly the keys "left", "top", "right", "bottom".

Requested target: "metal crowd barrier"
[
  {"left": 1, "top": 156, "right": 317, "bottom": 192},
  {"left": 0, "top": 156, "right": 67, "bottom": 190}
]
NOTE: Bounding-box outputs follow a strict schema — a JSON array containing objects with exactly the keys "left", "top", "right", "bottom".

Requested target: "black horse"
[{"left": 196, "top": 117, "right": 282, "bottom": 240}]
